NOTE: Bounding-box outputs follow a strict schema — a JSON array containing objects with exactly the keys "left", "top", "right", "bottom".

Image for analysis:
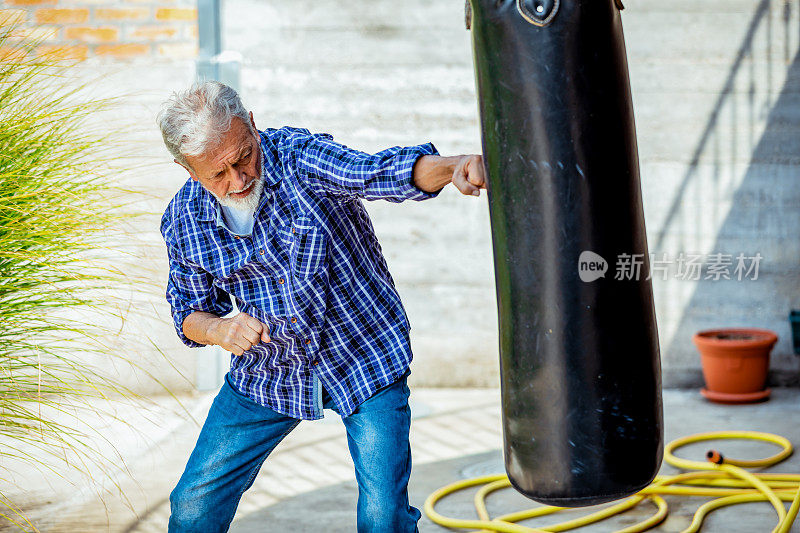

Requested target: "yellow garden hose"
[{"left": 424, "top": 430, "right": 800, "bottom": 532}]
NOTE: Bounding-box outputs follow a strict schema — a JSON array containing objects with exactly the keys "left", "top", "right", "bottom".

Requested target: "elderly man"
[{"left": 158, "top": 81, "right": 485, "bottom": 532}]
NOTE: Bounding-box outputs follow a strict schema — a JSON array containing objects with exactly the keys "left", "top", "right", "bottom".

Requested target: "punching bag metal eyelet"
[{"left": 516, "top": 0, "right": 559, "bottom": 27}]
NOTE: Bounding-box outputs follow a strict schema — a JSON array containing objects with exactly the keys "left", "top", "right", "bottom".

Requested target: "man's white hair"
[{"left": 157, "top": 81, "right": 251, "bottom": 169}]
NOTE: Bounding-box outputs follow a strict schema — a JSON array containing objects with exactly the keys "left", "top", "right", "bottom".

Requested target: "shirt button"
[
  {"left": 279, "top": 278, "right": 285, "bottom": 284},
  {"left": 291, "top": 317, "right": 297, "bottom": 323},
  {"left": 312, "top": 361, "right": 319, "bottom": 366},
  {"left": 235, "top": 236, "right": 240, "bottom": 240},
  {"left": 260, "top": 249, "right": 264, "bottom": 255},
  {"left": 292, "top": 227, "right": 296, "bottom": 234},
  {"left": 305, "top": 339, "right": 311, "bottom": 345}
]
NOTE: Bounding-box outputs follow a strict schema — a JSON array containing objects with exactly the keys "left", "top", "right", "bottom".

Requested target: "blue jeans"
[{"left": 168, "top": 371, "right": 420, "bottom": 532}]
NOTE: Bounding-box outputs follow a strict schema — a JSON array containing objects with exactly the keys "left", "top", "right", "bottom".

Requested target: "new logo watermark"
[
  {"left": 578, "top": 251, "right": 608, "bottom": 282},
  {"left": 578, "top": 251, "right": 762, "bottom": 282}
]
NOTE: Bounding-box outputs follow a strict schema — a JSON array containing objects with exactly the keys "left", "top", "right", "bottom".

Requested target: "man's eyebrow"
[
  {"left": 233, "top": 145, "right": 252, "bottom": 163},
  {"left": 211, "top": 145, "right": 253, "bottom": 175}
]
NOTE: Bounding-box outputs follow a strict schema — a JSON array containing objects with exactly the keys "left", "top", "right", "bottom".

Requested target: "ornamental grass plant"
[{"left": 0, "top": 27, "right": 173, "bottom": 531}]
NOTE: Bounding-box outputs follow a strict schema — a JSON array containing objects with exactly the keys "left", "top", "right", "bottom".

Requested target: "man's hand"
[
  {"left": 412, "top": 154, "right": 487, "bottom": 196},
  {"left": 183, "top": 311, "right": 270, "bottom": 356},
  {"left": 451, "top": 155, "right": 486, "bottom": 197},
  {"left": 210, "top": 312, "right": 271, "bottom": 355}
]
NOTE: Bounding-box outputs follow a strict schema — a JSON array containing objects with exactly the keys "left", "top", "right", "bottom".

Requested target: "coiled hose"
[{"left": 424, "top": 431, "right": 800, "bottom": 532}]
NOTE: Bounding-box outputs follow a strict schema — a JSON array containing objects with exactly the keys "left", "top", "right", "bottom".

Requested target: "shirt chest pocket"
[{"left": 278, "top": 216, "right": 326, "bottom": 279}]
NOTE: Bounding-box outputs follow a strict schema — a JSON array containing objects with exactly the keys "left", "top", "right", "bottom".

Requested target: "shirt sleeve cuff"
[
  {"left": 173, "top": 307, "right": 205, "bottom": 348},
  {"left": 394, "top": 142, "right": 442, "bottom": 201}
]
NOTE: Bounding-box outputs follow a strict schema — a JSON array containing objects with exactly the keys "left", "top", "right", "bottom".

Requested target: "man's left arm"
[{"left": 288, "top": 129, "right": 485, "bottom": 201}]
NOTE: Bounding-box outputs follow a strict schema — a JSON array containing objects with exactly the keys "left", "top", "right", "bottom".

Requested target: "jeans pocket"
[{"left": 361, "top": 371, "right": 411, "bottom": 414}]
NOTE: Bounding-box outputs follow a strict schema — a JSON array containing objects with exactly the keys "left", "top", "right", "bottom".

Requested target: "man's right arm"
[{"left": 161, "top": 210, "right": 269, "bottom": 355}]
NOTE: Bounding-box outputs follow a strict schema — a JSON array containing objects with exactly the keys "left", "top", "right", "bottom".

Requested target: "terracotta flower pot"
[{"left": 692, "top": 328, "right": 778, "bottom": 404}]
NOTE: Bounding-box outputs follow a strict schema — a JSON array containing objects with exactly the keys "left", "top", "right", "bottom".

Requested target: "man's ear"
[
  {"left": 249, "top": 111, "right": 257, "bottom": 132},
  {"left": 174, "top": 158, "right": 199, "bottom": 182}
]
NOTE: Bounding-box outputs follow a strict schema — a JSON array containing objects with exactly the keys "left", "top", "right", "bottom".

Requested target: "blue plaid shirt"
[{"left": 161, "top": 127, "right": 440, "bottom": 420}]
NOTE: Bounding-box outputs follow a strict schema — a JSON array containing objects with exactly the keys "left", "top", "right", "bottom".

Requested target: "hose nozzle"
[{"left": 706, "top": 450, "right": 725, "bottom": 464}]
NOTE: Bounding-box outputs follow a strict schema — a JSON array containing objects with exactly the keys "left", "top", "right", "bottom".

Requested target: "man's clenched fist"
[
  {"left": 451, "top": 154, "right": 486, "bottom": 197},
  {"left": 209, "top": 312, "right": 271, "bottom": 356}
]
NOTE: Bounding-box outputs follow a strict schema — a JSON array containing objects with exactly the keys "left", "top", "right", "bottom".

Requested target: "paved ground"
[{"left": 7, "top": 386, "right": 800, "bottom": 532}]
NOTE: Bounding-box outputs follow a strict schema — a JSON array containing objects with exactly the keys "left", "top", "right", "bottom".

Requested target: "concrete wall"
[
  {"left": 5, "top": 0, "right": 798, "bottom": 393},
  {"left": 225, "top": 0, "right": 800, "bottom": 388},
  {"left": 627, "top": 0, "right": 800, "bottom": 386}
]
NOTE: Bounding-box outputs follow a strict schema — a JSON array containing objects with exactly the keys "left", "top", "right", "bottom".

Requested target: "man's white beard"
[
  {"left": 213, "top": 154, "right": 265, "bottom": 211},
  {"left": 215, "top": 176, "right": 264, "bottom": 210}
]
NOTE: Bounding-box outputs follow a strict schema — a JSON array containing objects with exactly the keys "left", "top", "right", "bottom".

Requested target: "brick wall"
[{"left": 0, "top": 0, "right": 197, "bottom": 60}]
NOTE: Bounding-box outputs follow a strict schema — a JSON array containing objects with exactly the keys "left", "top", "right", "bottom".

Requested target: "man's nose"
[{"left": 229, "top": 168, "right": 247, "bottom": 189}]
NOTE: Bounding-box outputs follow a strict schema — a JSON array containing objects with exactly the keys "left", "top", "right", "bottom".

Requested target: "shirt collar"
[
  {"left": 258, "top": 129, "right": 283, "bottom": 190},
  {"left": 193, "top": 129, "right": 281, "bottom": 224},
  {"left": 214, "top": 203, "right": 255, "bottom": 236}
]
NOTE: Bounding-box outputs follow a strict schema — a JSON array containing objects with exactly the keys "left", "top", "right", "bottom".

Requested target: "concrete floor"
[
  {"left": 231, "top": 388, "right": 800, "bottom": 533},
  {"left": 13, "top": 386, "right": 800, "bottom": 532}
]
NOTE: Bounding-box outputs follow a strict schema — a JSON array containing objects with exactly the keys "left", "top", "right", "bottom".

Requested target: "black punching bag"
[{"left": 469, "top": 0, "right": 664, "bottom": 506}]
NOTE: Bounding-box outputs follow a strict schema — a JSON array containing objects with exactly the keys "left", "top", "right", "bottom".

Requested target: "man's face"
[{"left": 181, "top": 112, "right": 264, "bottom": 209}]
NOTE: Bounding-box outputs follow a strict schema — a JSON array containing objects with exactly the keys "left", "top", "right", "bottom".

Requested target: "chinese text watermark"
[{"left": 578, "top": 251, "right": 762, "bottom": 282}]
